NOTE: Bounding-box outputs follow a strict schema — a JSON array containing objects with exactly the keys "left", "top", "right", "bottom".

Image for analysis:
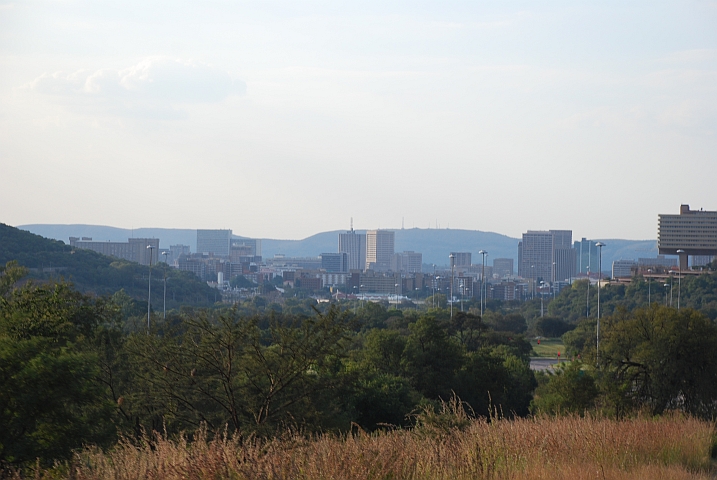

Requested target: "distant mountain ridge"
[{"left": 18, "top": 224, "right": 658, "bottom": 270}]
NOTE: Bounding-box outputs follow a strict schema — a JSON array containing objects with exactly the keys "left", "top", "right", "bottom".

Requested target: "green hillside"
[{"left": 0, "top": 223, "right": 216, "bottom": 308}]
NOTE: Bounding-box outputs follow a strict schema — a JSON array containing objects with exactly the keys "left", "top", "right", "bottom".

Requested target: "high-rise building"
[
  {"left": 197, "top": 229, "right": 232, "bottom": 257},
  {"left": 392, "top": 251, "right": 423, "bottom": 273},
  {"left": 365, "top": 230, "right": 395, "bottom": 271},
  {"left": 574, "top": 238, "right": 599, "bottom": 275},
  {"left": 659, "top": 204, "right": 717, "bottom": 270},
  {"left": 493, "top": 258, "right": 514, "bottom": 277},
  {"left": 450, "top": 252, "right": 472, "bottom": 267},
  {"left": 321, "top": 252, "right": 349, "bottom": 273},
  {"left": 338, "top": 226, "right": 366, "bottom": 271},
  {"left": 168, "top": 244, "right": 190, "bottom": 266},
  {"left": 518, "top": 230, "right": 575, "bottom": 282}
]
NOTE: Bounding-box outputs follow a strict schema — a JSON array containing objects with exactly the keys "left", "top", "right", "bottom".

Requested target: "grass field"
[
  {"left": 531, "top": 337, "right": 566, "bottom": 358},
  {"left": 29, "top": 412, "right": 715, "bottom": 480}
]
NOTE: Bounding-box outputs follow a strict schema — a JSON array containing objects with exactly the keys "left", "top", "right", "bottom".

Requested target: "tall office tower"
[
  {"left": 659, "top": 204, "right": 717, "bottom": 271},
  {"left": 493, "top": 258, "right": 514, "bottom": 277},
  {"left": 197, "top": 229, "right": 232, "bottom": 257},
  {"left": 574, "top": 238, "right": 598, "bottom": 275},
  {"left": 338, "top": 226, "right": 366, "bottom": 271},
  {"left": 450, "top": 252, "right": 472, "bottom": 267},
  {"left": 365, "top": 229, "right": 395, "bottom": 271},
  {"left": 518, "top": 230, "right": 575, "bottom": 282}
]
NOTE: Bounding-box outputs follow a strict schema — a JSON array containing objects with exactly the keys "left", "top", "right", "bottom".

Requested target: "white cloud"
[{"left": 24, "top": 58, "right": 245, "bottom": 117}]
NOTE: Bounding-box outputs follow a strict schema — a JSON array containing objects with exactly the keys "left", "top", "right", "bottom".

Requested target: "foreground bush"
[{"left": 24, "top": 413, "right": 716, "bottom": 480}]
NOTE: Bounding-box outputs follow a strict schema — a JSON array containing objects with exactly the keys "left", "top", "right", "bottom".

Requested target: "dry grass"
[{"left": 30, "top": 413, "right": 717, "bottom": 480}]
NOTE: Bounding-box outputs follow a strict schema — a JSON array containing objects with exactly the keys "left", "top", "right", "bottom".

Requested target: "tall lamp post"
[
  {"left": 449, "top": 254, "right": 455, "bottom": 319},
  {"left": 539, "top": 281, "right": 545, "bottom": 317},
  {"left": 161, "top": 251, "right": 168, "bottom": 319},
  {"left": 676, "top": 249, "right": 685, "bottom": 310},
  {"left": 460, "top": 280, "right": 465, "bottom": 312},
  {"left": 647, "top": 268, "right": 652, "bottom": 305},
  {"left": 479, "top": 250, "right": 487, "bottom": 317},
  {"left": 432, "top": 264, "right": 436, "bottom": 309},
  {"left": 595, "top": 242, "right": 605, "bottom": 367},
  {"left": 146, "top": 245, "right": 155, "bottom": 331},
  {"left": 531, "top": 265, "right": 535, "bottom": 299},
  {"left": 586, "top": 266, "right": 590, "bottom": 318}
]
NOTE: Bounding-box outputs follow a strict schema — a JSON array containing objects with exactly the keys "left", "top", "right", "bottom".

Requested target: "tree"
[
  {"left": 599, "top": 305, "right": 717, "bottom": 418},
  {"left": 534, "top": 316, "right": 574, "bottom": 338},
  {"left": 0, "top": 263, "right": 116, "bottom": 465},
  {"left": 483, "top": 312, "right": 527, "bottom": 334},
  {"left": 121, "top": 306, "right": 355, "bottom": 435},
  {"left": 402, "top": 315, "right": 463, "bottom": 399},
  {"left": 530, "top": 361, "right": 598, "bottom": 415}
]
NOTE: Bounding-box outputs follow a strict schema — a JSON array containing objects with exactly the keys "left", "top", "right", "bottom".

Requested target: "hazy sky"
[{"left": 1, "top": 1, "right": 716, "bottom": 240}]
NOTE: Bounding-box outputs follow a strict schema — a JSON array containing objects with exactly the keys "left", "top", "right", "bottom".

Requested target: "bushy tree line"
[
  {"left": 532, "top": 304, "right": 717, "bottom": 419},
  {"left": 0, "top": 262, "right": 535, "bottom": 468}
]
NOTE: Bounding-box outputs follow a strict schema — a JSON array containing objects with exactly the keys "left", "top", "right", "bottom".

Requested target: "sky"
[{"left": 1, "top": 1, "right": 716, "bottom": 241}]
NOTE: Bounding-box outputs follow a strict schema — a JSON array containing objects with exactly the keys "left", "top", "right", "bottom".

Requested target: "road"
[{"left": 529, "top": 357, "right": 564, "bottom": 371}]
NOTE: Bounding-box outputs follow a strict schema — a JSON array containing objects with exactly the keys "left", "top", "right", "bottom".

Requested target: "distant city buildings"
[
  {"left": 196, "top": 229, "right": 232, "bottom": 256},
  {"left": 612, "top": 259, "right": 637, "bottom": 279},
  {"left": 392, "top": 251, "right": 423, "bottom": 273},
  {"left": 493, "top": 258, "right": 514, "bottom": 277},
  {"left": 69, "top": 237, "right": 159, "bottom": 265},
  {"left": 518, "top": 230, "right": 575, "bottom": 283},
  {"left": 450, "top": 252, "right": 472, "bottom": 267}
]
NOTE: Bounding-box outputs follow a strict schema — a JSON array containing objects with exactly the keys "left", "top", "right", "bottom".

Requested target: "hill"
[{"left": 0, "top": 223, "right": 216, "bottom": 308}]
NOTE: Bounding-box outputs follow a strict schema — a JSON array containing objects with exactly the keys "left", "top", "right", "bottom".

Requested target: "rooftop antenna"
[
  {"left": 350, "top": 217, "right": 353, "bottom": 232},
  {"left": 402, "top": 217, "right": 404, "bottom": 229}
]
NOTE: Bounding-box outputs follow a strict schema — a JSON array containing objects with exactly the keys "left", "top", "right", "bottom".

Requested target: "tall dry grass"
[{"left": 32, "top": 412, "right": 717, "bottom": 480}]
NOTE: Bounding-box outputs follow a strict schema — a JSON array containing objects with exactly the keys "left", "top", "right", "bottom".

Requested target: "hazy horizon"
[{"left": 2, "top": 2, "right": 715, "bottom": 240}]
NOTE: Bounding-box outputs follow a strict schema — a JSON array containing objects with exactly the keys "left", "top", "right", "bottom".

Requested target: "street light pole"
[
  {"left": 432, "top": 264, "right": 436, "bottom": 309},
  {"left": 449, "top": 254, "right": 455, "bottom": 319},
  {"left": 146, "top": 245, "right": 155, "bottom": 331},
  {"left": 595, "top": 242, "right": 605, "bottom": 367},
  {"left": 647, "top": 268, "right": 652, "bottom": 305},
  {"left": 676, "top": 249, "right": 685, "bottom": 310},
  {"left": 479, "top": 250, "right": 487, "bottom": 317},
  {"left": 162, "top": 251, "right": 168, "bottom": 319},
  {"left": 586, "top": 266, "right": 590, "bottom": 318}
]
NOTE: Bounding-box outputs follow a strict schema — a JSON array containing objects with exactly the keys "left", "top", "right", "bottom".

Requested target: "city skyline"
[{"left": 2, "top": 2, "right": 716, "bottom": 240}]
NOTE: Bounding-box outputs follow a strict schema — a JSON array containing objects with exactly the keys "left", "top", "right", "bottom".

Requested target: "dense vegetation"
[
  {"left": 3, "top": 225, "right": 717, "bottom": 475},
  {"left": 0, "top": 223, "right": 217, "bottom": 307}
]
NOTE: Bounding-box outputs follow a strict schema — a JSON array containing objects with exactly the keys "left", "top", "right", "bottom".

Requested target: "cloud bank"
[{"left": 26, "top": 58, "right": 245, "bottom": 117}]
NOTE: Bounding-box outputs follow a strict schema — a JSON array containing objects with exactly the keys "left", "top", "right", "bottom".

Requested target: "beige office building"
[{"left": 365, "top": 230, "right": 395, "bottom": 271}]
